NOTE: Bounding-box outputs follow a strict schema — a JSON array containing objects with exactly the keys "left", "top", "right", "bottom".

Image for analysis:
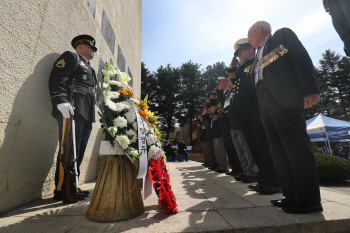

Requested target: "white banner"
[{"left": 134, "top": 104, "right": 153, "bottom": 200}]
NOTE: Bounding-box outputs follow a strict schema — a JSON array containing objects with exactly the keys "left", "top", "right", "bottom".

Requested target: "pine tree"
[
  {"left": 152, "top": 64, "right": 181, "bottom": 139},
  {"left": 318, "top": 50, "right": 350, "bottom": 120}
]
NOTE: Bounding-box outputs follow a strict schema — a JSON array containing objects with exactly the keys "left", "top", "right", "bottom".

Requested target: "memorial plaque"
[
  {"left": 117, "top": 44, "right": 126, "bottom": 72},
  {"left": 96, "top": 57, "right": 105, "bottom": 105},
  {"left": 83, "top": 0, "right": 96, "bottom": 18},
  {"left": 101, "top": 9, "right": 116, "bottom": 54},
  {"left": 128, "top": 67, "right": 133, "bottom": 87}
]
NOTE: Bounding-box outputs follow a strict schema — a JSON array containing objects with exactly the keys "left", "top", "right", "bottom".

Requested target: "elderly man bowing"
[{"left": 247, "top": 21, "right": 322, "bottom": 214}]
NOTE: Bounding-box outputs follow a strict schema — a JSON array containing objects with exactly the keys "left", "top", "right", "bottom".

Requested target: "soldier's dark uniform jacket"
[
  {"left": 215, "top": 95, "right": 231, "bottom": 129},
  {"left": 211, "top": 110, "right": 222, "bottom": 138},
  {"left": 198, "top": 118, "right": 207, "bottom": 142},
  {"left": 225, "top": 58, "right": 258, "bottom": 112},
  {"left": 49, "top": 51, "right": 97, "bottom": 122},
  {"left": 217, "top": 89, "right": 240, "bottom": 130},
  {"left": 203, "top": 113, "right": 213, "bottom": 140}
]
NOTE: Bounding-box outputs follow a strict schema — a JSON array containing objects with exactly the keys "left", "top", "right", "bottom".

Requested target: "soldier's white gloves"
[{"left": 57, "top": 103, "right": 74, "bottom": 118}]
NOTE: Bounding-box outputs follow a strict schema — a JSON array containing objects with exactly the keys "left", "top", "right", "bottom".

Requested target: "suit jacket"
[
  {"left": 49, "top": 51, "right": 97, "bottom": 122},
  {"left": 203, "top": 113, "right": 213, "bottom": 139},
  {"left": 217, "top": 89, "right": 240, "bottom": 130},
  {"left": 211, "top": 110, "right": 222, "bottom": 138},
  {"left": 227, "top": 58, "right": 258, "bottom": 112},
  {"left": 257, "top": 28, "right": 320, "bottom": 110}
]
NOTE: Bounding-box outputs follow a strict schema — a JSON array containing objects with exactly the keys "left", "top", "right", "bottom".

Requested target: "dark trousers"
[
  {"left": 54, "top": 112, "right": 93, "bottom": 189},
  {"left": 257, "top": 81, "right": 321, "bottom": 203},
  {"left": 221, "top": 128, "right": 242, "bottom": 172},
  {"left": 237, "top": 110, "right": 279, "bottom": 187},
  {"left": 207, "top": 138, "right": 217, "bottom": 167}
]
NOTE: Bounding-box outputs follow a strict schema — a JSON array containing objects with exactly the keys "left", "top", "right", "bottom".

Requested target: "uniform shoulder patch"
[{"left": 56, "top": 59, "right": 65, "bottom": 68}]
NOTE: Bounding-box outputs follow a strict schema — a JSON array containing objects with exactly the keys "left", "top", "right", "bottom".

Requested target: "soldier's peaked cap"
[
  {"left": 234, "top": 38, "right": 252, "bottom": 56},
  {"left": 71, "top": 35, "right": 97, "bottom": 52}
]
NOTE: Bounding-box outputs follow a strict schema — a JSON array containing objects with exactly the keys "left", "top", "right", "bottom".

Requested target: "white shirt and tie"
[{"left": 254, "top": 35, "right": 271, "bottom": 85}]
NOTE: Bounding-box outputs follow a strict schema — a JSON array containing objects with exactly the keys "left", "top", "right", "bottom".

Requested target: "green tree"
[
  {"left": 318, "top": 50, "right": 350, "bottom": 120},
  {"left": 178, "top": 61, "right": 204, "bottom": 145},
  {"left": 201, "top": 61, "right": 227, "bottom": 94},
  {"left": 141, "top": 62, "right": 157, "bottom": 109},
  {"left": 152, "top": 64, "right": 181, "bottom": 139}
]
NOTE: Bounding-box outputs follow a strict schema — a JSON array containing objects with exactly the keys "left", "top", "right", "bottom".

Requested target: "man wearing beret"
[
  {"left": 49, "top": 35, "right": 97, "bottom": 200},
  {"left": 248, "top": 21, "right": 322, "bottom": 213}
]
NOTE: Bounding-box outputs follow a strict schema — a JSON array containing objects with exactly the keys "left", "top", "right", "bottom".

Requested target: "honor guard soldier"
[{"left": 49, "top": 35, "right": 97, "bottom": 200}]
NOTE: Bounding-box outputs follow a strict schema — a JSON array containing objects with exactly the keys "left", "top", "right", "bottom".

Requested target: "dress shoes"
[
  {"left": 255, "top": 184, "right": 281, "bottom": 195},
  {"left": 77, "top": 188, "right": 90, "bottom": 195},
  {"left": 234, "top": 174, "right": 244, "bottom": 181},
  {"left": 53, "top": 190, "right": 87, "bottom": 201},
  {"left": 53, "top": 191, "right": 63, "bottom": 201},
  {"left": 216, "top": 169, "right": 225, "bottom": 173},
  {"left": 77, "top": 193, "right": 87, "bottom": 201},
  {"left": 231, "top": 170, "right": 244, "bottom": 177},
  {"left": 282, "top": 202, "right": 323, "bottom": 214},
  {"left": 248, "top": 184, "right": 258, "bottom": 190},
  {"left": 241, "top": 175, "right": 257, "bottom": 183},
  {"left": 271, "top": 198, "right": 294, "bottom": 207}
]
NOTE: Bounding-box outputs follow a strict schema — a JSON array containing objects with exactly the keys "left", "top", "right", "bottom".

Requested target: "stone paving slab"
[{"left": 1, "top": 159, "right": 350, "bottom": 233}]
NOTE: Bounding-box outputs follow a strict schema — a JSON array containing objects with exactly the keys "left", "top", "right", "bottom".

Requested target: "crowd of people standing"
[{"left": 189, "top": 20, "right": 323, "bottom": 214}]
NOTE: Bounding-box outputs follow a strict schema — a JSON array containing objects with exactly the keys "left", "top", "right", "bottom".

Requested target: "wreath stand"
[{"left": 86, "top": 153, "right": 144, "bottom": 222}]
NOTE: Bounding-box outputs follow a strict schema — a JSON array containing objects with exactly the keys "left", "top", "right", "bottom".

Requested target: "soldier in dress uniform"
[
  {"left": 49, "top": 35, "right": 97, "bottom": 200},
  {"left": 203, "top": 101, "right": 218, "bottom": 170},
  {"left": 223, "top": 38, "right": 280, "bottom": 190},
  {"left": 213, "top": 79, "right": 243, "bottom": 176},
  {"left": 208, "top": 93, "right": 227, "bottom": 173}
]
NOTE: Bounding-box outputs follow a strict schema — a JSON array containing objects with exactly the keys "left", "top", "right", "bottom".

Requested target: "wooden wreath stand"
[{"left": 86, "top": 155, "right": 144, "bottom": 222}]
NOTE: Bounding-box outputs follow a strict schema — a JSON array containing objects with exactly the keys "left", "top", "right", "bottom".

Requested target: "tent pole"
[{"left": 326, "top": 132, "right": 331, "bottom": 154}]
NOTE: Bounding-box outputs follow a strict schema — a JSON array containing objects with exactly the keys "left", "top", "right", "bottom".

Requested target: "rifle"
[{"left": 60, "top": 79, "right": 79, "bottom": 203}]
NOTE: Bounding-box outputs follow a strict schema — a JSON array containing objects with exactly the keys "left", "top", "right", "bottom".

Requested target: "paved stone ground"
[{"left": 1, "top": 155, "right": 350, "bottom": 233}]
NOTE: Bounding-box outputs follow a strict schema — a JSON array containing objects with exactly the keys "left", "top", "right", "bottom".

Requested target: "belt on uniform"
[{"left": 67, "top": 82, "right": 95, "bottom": 94}]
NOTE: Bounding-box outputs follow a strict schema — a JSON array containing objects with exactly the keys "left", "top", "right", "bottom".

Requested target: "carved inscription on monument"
[
  {"left": 117, "top": 44, "right": 126, "bottom": 72},
  {"left": 83, "top": 0, "right": 96, "bottom": 18},
  {"left": 128, "top": 67, "right": 133, "bottom": 87},
  {"left": 101, "top": 9, "right": 116, "bottom": 54},
  {"left": 96, "top": 57, "right": 105, "bottom": 105}
]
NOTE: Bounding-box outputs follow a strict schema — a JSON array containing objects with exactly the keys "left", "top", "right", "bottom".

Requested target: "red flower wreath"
[{"left": 148, "top": 157, "right": 178, "bottom": 214}]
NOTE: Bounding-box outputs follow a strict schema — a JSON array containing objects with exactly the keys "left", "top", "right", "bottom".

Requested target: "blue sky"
[{"left": 142, "top": 0, "right": 346, "bottom": 73}]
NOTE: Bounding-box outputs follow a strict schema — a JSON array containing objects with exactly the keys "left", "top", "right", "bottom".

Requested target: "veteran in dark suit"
[
  {"left": 248, "top": 21, "right": 322, "bottom": 213},
  {"left": 49, "top": 35, "right": 97, "bottom": 200},
  {"left": 214, "top": 79, "right": 243, "bottom": 176},
  {"left": 224, "top": 39, "right": 279, "bottom": 191}
]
